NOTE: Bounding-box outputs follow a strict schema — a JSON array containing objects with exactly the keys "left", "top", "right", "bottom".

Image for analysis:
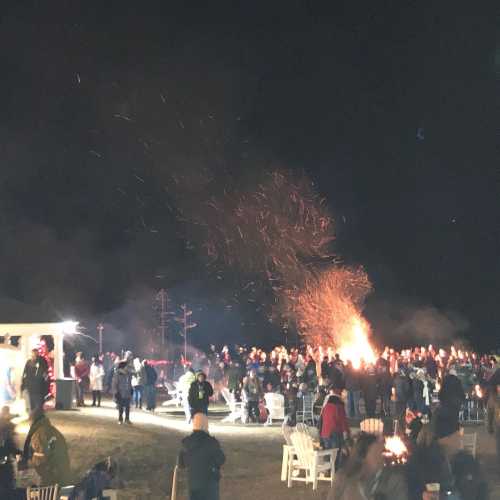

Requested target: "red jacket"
[
  {"left": 320, "top": 397, "right": 349, "bottom": 438},
  {"left": 74, "top": 360, "right": 90, "bottom": 380}
]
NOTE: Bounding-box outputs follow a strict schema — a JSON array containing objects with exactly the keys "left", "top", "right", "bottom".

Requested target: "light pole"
[
  {"left": 97, "top": 323, "right": 104, "bottom": 354},
  {"left": 175, "top": 304, "right": 197, "bottom": 363}
]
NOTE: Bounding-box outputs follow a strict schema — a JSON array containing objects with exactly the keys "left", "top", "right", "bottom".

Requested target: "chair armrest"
[{"left": 314, "top": 449, "right": 336, "bottom": 457}]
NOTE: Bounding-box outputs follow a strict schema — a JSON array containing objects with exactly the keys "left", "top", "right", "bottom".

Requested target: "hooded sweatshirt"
[{"left": 178, "top": 430, "right": 225, "bottom": 491}]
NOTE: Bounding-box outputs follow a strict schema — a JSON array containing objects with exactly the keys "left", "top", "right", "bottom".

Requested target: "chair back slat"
[
  {"left": 26, "top": 485, "right": 59, "bottom": 500},
  {"left": 290, "top": 431, "right": 314, "bottom": 469}
]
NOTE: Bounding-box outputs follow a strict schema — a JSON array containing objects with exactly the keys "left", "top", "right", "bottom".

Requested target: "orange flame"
[
  {"left": 385, "top": 436, "right": 408, "bottom": 457},
  {"left": 337, "top": 317, "right": 376, "bottom": 369}
]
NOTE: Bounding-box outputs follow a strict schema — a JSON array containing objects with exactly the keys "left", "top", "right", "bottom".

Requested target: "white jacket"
[{"left": 89, "top": 363, "right": 105, "bottom": 391}]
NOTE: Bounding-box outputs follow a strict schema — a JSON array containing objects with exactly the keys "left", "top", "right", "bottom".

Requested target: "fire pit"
[{"left": 383, "top": 435, "right": 409, "bottom": 466}]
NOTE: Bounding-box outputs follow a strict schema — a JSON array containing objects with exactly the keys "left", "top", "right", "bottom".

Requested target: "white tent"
[{"left": 0, "top": 322, "right": 78, "bottom": 410}]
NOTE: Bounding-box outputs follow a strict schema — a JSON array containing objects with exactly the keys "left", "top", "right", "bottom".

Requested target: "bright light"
[
  {"left": 337, "top": 318, "right": 376, "bottom": 369},
  {"left": 59, "top": 321, "right": 79, "bottom": 334},
  {"left": 385, "top": 435, "right": 408, "bottom": 457}
]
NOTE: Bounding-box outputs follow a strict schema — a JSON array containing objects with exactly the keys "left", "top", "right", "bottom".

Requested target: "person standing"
[
  {"left": 89, "top": 356, "right": 105, "bottom": 407},
  {"left": 188, "top": 371, "right": 214, "bottom": 417},
  {"left": 394, "top": 368, "right": 411, "bottom": 430},
  {"left": 74, "top": 353, "right": 90, "bottom": 407},
  {"left": 438, "top": 368, "right": 465, "bottom": 420},
  {"left": 112, "top": 361, "right": 133, "bottom": 424},
  {"left": 21, "top": 349, "right": 49, "bottom": 412},
  {"left": 344, "top": 361, "right": 361, "bottom": 419},
  {"left": 376, "top": 355, "right": 392, "bottom": 417},
  {"left": 242, "top": 370, "right": 263, "bottom": 423},
  {"left": 131, "top": 358, "right": 145, "bottom": 409},
  {"left": 144, "top": 360, "right": 158, "bottom": 412},
  {"left": 319, "top": 390, "right": 351, "bottom": 468},
  {"left": 178, "top": 413, "right": 225, "bottom": 500},
  {"left": 361, "top": 363, "right": 378, "bottom": 418}
]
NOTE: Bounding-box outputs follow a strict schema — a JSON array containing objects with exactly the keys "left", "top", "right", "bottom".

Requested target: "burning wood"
[{"left": 384, "top": 436, "right": 408, "bottom": 465}]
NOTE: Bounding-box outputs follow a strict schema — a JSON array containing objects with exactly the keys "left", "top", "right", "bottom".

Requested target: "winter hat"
[{"left": 431, "top": 406, "right": 460, "bottom": 440}]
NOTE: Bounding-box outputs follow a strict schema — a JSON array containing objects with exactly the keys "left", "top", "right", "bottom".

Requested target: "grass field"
[{"left": 17, "top": 402, "right": 500, "bottom": 500}]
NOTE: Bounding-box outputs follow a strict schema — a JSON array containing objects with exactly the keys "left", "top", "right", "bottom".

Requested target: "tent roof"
[{"left": 0, "top": 322, "right": 78, "bottom": 337}]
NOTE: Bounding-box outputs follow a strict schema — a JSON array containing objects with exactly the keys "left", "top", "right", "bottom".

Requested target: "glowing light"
[
  {"left": 337, "top": 317, "right": 376, "bottom": 369},
  {"left": 384, "top": 435, "right": 408, "bottom": 458},
  {"left": 59, "top": 321, "right": 79, "bottom": 334},
  {"left": 475, "top": 384, "right": 483, "bottom": 399}
]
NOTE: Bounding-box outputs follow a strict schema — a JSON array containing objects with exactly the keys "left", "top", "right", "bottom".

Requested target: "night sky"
[{"left": 0, "top": 3, "right": 497, "bottom": 352}]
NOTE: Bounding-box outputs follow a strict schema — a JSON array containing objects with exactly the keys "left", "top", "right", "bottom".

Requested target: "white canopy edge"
[{"left": 0, "top": 322, "right": 78, "bottom": 337}]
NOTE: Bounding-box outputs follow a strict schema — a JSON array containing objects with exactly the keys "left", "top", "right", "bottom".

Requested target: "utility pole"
[
  {"left": 97, "top": 323, "right": 104, "bottom": 354},
  {"left": 156, "top": 289, "right": 168, "bottom": 346},
  {"left": 175, "top": 304, "right": 197, "bottom": 362}
]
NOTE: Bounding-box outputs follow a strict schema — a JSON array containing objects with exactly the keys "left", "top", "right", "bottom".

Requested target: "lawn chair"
[
  {"left": 221, "top": 388, "right": 245, "bottom": 423},
  {"left": 360, "top": 418, "right": 384, "bottom": 435},
  {"left": 264, "top": 392, "right": 285, "bottom": 425},
  {"left": 26, "top": 484, "right": 59, "bottom": 500},
  {"left": 163, "top": 382, "right": 182, "bottom": 407},
  {"left": 296, "top": 393, "right": 314, "bottom": 424},
  {"left": 288, "top": 431, "right": 337, "bottom": 490},
  {"left": 461, "top": 432, "right": 477, "bottom": 458}
]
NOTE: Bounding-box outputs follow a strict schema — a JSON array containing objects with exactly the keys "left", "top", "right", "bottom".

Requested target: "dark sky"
[{"left": 0, "top": 3, "right": 497, "bottom": 351}]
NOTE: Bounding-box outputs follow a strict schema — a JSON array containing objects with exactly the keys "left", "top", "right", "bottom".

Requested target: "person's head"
[
  {"left": 0, "top": 405, "right": 12, "bottom": 421},
  {"left": 343, "top": 433, "right": 384, "bottom": 479},
  {"left": 30, "top": 349, "right": 38, "bottom": 361},
  {"left": 192, "top": 412, "right": 209, "bottom": 432},
  {"left": 196, "top": 371, "right": 206, "bottom": 383},
  {"left": 118, "top": 361, "right": 127, "bottom": 370}
]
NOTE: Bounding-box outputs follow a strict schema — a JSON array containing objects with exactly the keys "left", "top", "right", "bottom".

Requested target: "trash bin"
[{"left": 55, "top": 378, "right": 75, "bottom": 410}]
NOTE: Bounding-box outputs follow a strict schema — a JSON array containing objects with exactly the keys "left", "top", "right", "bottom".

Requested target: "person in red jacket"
[
  {"left": 73, "top": 353, "right": 90, "bottom": 407},
  {"left": 320, "top": 390, "right": 351, "bottom": 451}
]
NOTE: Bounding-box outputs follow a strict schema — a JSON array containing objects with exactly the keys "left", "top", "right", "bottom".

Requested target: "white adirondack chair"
[
  {"left": 288, "top": 431, "right": 337, "bottom": 490},
  {"left": 360, "top": 418, "right": 384, "bottom": 435},
  {"left": 26, "top": 485, "right": 59, "bottom": 500},
  {"left": 221, "top": 387, "right": 245, "bottom": 423},
  {"left": 162, "top": 381, "right": 182, "bottom": 407},
  {"left": 462, "top": 432, "right": 477, "bottom": 458},
  {"left": 264, "top": 392, "right": 285, "bottom": 425}
]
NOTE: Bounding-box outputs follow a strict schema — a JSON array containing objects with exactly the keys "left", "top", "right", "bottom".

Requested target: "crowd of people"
[
  {"left": 8, "top": 342, "right": 499, "bottom": 500},
  {"left": 174, "top": 343, "right": 500, "bottom": 427}
]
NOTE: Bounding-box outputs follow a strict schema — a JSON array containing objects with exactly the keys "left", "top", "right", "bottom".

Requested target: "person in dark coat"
[
  {"left": 393, "top": 369, "right": 411, "bottom": 429},
  {"left": 407, "top": 405, "right": 488, "bottom": 500},
  {"left": 178, "top": 413, "right": 225, "bottom": 500},
  {"left": 361, "top": 364, "right": 378, "bottom": 417},
  {"left": 21, "top": 349, "right": 49, "bottom": 412},
  {"left": 111, "top": 361, "right": 133, "bottom": 424},
  {"left": 344, "top": 361, "right": 362, "bottom": 418},
  {"left": 376, "top": 356, "right": 392, "bottom": 417},
  {"left": 144, "top": 360, "right": 158, "bottom": 411},
  {"left": 188, "top": 371, "right": 214, "bottom": 417},
  {"left": 438, "top": 368, "right": 466, "bottom": 419},
  {"left": 0, "top": 406, "right": 21, "bottom": 496}
]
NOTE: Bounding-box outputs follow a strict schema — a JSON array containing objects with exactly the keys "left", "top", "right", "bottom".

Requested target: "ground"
[{"left": 17, "top": 402, "right": 500, "bottom": 500}]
